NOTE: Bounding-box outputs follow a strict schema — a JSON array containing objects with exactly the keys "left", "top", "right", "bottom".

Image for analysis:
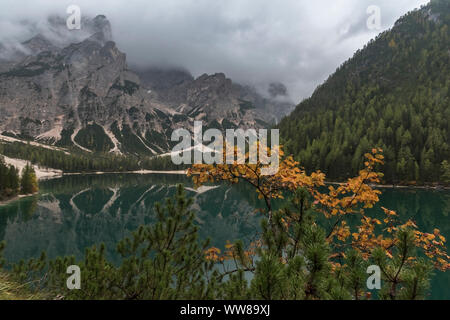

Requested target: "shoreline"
[
  {"left": 2, "top": 155, "right": 448, "bottom": 191},
  {"left": 2, "top": 156, "right": 63, "bottom": 180},
  {"left": 3, "top": 154, "right": 447, "bottom": 190},
  {"left": 325, "top": 181, "right": 450, "bottom": 191},
  {"left": 1, "top": 174, "right": 448, "bottom": 208},
  {"left": 59, "top": 169, "right": 187, "bottom": 178},
  {"left": 0, "top": 193, "right": 37, "bottom": 207},
  {"left": 52, "top": 171, "right": 449, "bottom": 190}
]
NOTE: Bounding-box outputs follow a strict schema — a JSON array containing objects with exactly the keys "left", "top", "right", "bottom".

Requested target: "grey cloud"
[{"left": 0, "top": 0, "right": 429, "bottom": 102}]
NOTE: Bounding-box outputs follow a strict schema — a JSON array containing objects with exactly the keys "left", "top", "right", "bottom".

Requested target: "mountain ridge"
[
  {"left": 0, "top": 15, "right": 294, "bottom": 156},
  {"left": 279, "top": 0, "right": 450, "bottom": 184}
]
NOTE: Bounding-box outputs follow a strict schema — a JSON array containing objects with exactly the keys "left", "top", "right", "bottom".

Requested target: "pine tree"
[
  {"left": 0, "top": 156, "right": 20, "bottom": 200},
  {"left": 441, "top": 160, "right": 450, "bottom": 184},
  {"left": 20, "top": 163, "right": 38, "bottom": 195}
]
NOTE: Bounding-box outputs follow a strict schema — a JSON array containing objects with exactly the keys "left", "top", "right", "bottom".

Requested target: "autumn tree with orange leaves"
[
  {"left": 189, "top": 145, "right": 450, "bottom": 300},
  {"left": 1, "top": 146, "right": 448, "bottom": 300}
]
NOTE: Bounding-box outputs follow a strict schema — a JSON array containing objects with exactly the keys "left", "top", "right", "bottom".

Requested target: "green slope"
[{"left": 279, "top": 0, "right": 450, "bottom": 184}]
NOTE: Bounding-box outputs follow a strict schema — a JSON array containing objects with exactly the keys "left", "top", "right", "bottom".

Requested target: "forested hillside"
[
  {"left": 279, "top": 0, "right": 449, "bottom": 184},
  {"left": 0, "top": 142, "right": 185, "bottom": 173}
]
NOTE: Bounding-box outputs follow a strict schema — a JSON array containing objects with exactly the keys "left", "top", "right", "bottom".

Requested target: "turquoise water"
[{"left": 0, "top": 174, "right": 448, "bottom": 299}]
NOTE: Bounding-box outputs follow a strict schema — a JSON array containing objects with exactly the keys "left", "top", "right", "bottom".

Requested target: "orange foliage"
[
  {"left": 205, "top": 247, "right": 221, "bottom": 261},
  {"left": 190, "top": 145, "right": 450, "bottom": 271}
]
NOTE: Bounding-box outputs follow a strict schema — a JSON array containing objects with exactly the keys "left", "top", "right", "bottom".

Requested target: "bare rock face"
[
  {"left": 137, "top": 67, "right": 194, "bottom": 91},
  {"left": 22, "top": 34, "right": 60, "bottom": 56},
  {"left": 139, "top": 70, "right": 294, "bottom": 128},
  {"left": 0, "top": 15, "right": 294, "bottom": 155},
  {"left": 89, "top": 15, "right": 113, "bottom": 43},
  {"left": 0, "top": 15, "right": 187, "bottom": 154}
]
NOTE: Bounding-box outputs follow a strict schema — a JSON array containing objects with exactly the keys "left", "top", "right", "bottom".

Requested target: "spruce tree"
[
  {"left": 20, "top": 163, "right": 38, "bottom": 195},
  {"left": 0, "top": 156, "right": 20, "bottom": 200}
]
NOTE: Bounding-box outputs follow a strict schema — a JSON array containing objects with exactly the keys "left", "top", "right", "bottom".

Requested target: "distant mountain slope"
[
  {"left": 279, "top": 0, "right": 449, "bottom": 184},
  {"left": 0, "top": 15, "right": 294, "bottom": 156},
  {"left": 135, "top": 68, "right": 294, "bottom": 127}
]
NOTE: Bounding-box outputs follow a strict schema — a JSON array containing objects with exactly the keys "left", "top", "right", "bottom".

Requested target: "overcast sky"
[{"left": 0, "top": 0, "right": 429, "bottom": 102}]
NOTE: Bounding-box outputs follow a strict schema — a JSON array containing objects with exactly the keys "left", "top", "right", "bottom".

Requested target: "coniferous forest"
[
  {"left": 0, "top": 142, "right": 185, "bottom": 173},
  {"left": 0, "top": 157, "right": 38, "bottom": 201},
  {"left": 279, "top": 0, "right": 450, "bottom": 185}
]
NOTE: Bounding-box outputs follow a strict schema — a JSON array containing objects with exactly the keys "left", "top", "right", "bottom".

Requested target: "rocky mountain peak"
[
  {"left": 135, "top": 67, "right": 193, "bottom": 91},
  {"left": 87, "top": 15, "right": 113, "bottom": 45},
  {"left": 21, "top": 34, "right": 58, "bottom": 55},
  {"left": 194, "top": 73, "right": 232, "bottom": 90},
  {"left": 268, "top": 82, "right": 288, "bottom": 98},
  {"left": 0, "top": 13, "right": 294, "bottom": 155}
]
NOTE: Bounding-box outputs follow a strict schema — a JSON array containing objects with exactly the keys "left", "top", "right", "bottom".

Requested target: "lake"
[{"left": 0, "top": 173, "right": 449, "bottom": 299}]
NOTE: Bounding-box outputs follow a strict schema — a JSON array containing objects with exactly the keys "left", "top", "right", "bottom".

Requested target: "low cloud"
[{"left": 0, "top": 0, "right": 429, "bottom": 102}]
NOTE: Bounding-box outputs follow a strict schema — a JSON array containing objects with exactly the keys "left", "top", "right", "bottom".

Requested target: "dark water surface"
[{"left": 0, "top": 174, "right": 448, "bottom": 299}]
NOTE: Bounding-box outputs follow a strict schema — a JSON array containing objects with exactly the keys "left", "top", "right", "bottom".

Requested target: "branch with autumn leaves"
[{"left": 188, "top": 145, "right": 450, "bottom": 274}]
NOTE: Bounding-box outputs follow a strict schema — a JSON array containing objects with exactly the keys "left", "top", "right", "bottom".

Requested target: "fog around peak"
[{"left": 0, "top": 0, "right": 429, "bottom": 102}]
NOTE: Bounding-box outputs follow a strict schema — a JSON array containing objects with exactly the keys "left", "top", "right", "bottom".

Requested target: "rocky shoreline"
[{"left": 0, "top": 193, "right": 37, "bottom": 207}]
